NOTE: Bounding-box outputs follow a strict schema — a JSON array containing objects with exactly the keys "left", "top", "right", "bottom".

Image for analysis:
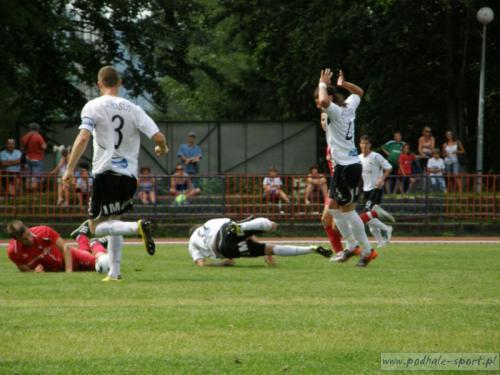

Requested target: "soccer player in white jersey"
[
  {"left": 63, "top": 66, "right": 168, "bottom": 281},
  {"left": 188, "top": 217, "right": 332, "bottom": 266},
  {"left": 358, "top": 135, "right": 395, "bottom": 247},
  {"left": 316, "top": 68, "right": 376, "bottom": 267}
]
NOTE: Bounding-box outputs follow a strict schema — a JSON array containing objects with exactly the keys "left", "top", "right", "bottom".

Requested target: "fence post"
[{"left": 424, "top": 174, "right": 430, "bottom": 225}]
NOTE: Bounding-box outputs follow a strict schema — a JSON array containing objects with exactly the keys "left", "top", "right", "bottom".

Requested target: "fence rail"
[{"left": 0, "top": 172, "right": 498, "bottom": 223}]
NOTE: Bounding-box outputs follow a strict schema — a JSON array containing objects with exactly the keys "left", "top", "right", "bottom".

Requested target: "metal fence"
[{"left": 1, "top": 173, "right": 498, "bottom": 223}]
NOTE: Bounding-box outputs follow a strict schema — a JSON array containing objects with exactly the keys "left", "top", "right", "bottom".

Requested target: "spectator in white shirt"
[
  {"left": 263, "top": 167, "right": 290, "bottom": 203},
  {"left": 426, "top": 149, "right": 447, "bottom": 192}
]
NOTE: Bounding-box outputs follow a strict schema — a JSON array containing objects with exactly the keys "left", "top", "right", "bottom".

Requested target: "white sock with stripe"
[
  {"left": 342, "top": 210, "right": 372, "bottom": 257},
  {"left": 328, "top": 209, "right": 357, "bottom": 250},
  {"left": 272, "top": 245, "right": 314, "bottom": 256}
]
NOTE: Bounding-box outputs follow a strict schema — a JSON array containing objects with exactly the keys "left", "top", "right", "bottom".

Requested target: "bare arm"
[
  {"left": 318, "top": 69, "right": 333, "bottom": 108},
  {"left": 337, "top": 70, "right": 364, "bottom": 97},
  {"left": 63, "top": 244, "right": 73, "bottom": 272},
  {"left": 63, "top": 129, "right": 91, "bottom": 185},
  {"left": 194, "top": 258, "right": 235, "bottom": 267},
  {"left": 458, "top": 141, "right": 465, "bottom": 154}
]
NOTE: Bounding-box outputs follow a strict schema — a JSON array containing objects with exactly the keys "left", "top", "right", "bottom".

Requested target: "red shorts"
[{"left": 70, "top": 248, "right": 96, "bottom": 271}]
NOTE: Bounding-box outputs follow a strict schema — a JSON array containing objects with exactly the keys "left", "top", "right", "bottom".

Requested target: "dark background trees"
[{"left": 1, "top": 0, "right": 499, "bottom": 171}]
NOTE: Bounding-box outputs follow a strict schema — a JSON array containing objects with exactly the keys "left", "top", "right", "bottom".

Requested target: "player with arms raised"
[
  {"left": 316, "top": 69, "right": 376, "bottom": 267},
  {"left": 63, "top": 66, "right": 168, "bottom": 281}
]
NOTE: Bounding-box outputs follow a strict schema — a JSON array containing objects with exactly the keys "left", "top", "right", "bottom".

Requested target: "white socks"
[
  {"left": 368, "top": 218, "right": 390, "bottom": 232},
  {"left": 368, "top": 224, "right": 384, "bottom": 247},
  {"left": 272, "top": 245, "right": 314, "bottom": 256},
  {"left": 240, "top": 218, "right": 274, "bottom": 232},
  {"left": 342, "top": 210, "right": 372, "bottom": 257},
  {"left": 95, "top": 220, "right": 138, "bottom": 237},
  {"left": 107, "top": 235, "right": 123, "bottom": 278},
  {"left": 328, "top": 209, "right": 357, "bottom": 250}
]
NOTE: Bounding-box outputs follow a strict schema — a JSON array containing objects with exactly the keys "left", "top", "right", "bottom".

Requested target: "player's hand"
[
  {"left": 62, "top": 170, "right": 74, "bottom": 187},
  {"left": 319, "top": 69, "right": 333, "bottom": 85},
  {"left": 34, "top": 264, "right": 45, "bottom": 273},
  {"left": 264, "top": 255, "right": 277, "bottom": 266},
  {"left": 154, "top": 145, "right": 168, "bottom": 156},
  {"left": 337, "top": 70, "right": 345, "bottom": 87}
]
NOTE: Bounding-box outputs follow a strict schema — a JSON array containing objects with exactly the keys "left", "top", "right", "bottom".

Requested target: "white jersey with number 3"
[
  {"left": 323, "top": 94, "right": 361, "bottom": 166},
  {"left": 79, "top": 95, "right": 159, "bottom": 178},
  {"left": 188, "top": 218, "right": 230, "bottom": 262}
]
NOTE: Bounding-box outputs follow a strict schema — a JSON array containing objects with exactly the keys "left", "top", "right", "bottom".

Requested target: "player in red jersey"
[{"left": 6, "top": 220, "right": 107, "bottom": 272}]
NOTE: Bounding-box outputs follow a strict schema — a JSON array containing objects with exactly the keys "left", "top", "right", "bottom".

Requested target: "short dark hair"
[
  {"left": 309, "top": 164, "right": 319, "bottom": 172},
  {"left": 360, "top": 135, "right": 371, "bottom": 143},
  {"left": 29, "top": 122, "right": 40, "bottom": 132},
  {"left": 98, "top": 66, "right": 120, "bottom": 87},
  {"left": 6, "top": 220, "right": 26, "bottom": 239}
]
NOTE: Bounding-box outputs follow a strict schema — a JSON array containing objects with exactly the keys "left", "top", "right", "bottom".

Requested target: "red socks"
[
  {"left": 76, "top": 234, "right": 91, "bottom": 253},
  {"left": 325, "top": 225, "right": 343, "bottom": 253},
  {"left": 360, "top": 210, "right": 378, "bottom": 223}
]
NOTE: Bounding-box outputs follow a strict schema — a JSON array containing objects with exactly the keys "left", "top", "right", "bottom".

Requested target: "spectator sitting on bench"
[
  {"left": 170, "top": 164, "right": 200, "bottom": 204},
  {"left": 76, "top": 163, "right": 92, "bottom": 209},
  {"left": 138, "top": 166, "right": 156, "bottom": 205},
  {"left": 304, "top": 164, "right": 328, "bottom": 205},
  {"left": 263, "top": 166, "right": 290, "bottom": 204}
]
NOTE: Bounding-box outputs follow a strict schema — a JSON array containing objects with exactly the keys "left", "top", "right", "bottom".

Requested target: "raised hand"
[
  {"left": 319, "top": 69, "right": 333, "bottom": 85},
  {"left": 337, "top": 70, "right": 345, "bottom": 87}
]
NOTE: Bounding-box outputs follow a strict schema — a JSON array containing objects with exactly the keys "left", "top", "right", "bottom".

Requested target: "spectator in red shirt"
[
  {"left": 6, "top": 220, "right": 107, "bottom": 272},
  {"left": 21, "top": 122, "right": 47, "bottom": 191},
  {"left": 396, "top": 143, "right": 416, "bottom": 194}
]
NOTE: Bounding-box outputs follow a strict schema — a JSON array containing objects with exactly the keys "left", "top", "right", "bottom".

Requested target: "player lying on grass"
[
  {"left": 6, "top": 220, "right": 109, "bottom": 273},
  {"left": 188, "top": 217, "right": 332, "bottom": 267}
]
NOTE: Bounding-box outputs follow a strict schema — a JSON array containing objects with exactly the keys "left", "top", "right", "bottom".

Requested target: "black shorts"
[
  {"left": 89, "top": 171, "right": 137, "bottom": 220},
  {"left": 217, "top": 222, "right": 266, "bottom": 258},
  {"left": 362, "top": 188, "right": 383, "bottom": 211},
  {"left": 329, "top": 163, "right": 362, "bottom": 206}
]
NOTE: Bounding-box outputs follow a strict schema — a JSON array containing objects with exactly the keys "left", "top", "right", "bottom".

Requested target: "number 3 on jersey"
[{"left": 112, "top": 115, "right": 124, "bottom": 149}]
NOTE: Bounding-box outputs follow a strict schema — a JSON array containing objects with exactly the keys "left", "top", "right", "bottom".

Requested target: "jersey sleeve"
[
  {"left": 136, "top": 107, "right": 160, "bottom": 138},
  {"left": 324, "top": 102, "right": 342, "bottom": 121},
  {"left": 376, "top": 153, "right": 393, "bottom": 170},
  {"left": 188, "top": 241, "right": 204, "bottom": 262},
  {"left": 79, "top": 102, "right": 98, "bottom": 133},
  {"left": 345, "top": 94, "right": 361, "bottom": 111},
  {"left": 40, "top": 226, "right": 61, "bottom": 244},
  {"left": 6, "top": 242, "right": 21, "bottom": 265}
]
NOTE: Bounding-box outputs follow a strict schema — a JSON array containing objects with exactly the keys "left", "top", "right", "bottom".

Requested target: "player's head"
[
  {"left": 445, "top": 130, "right": 456, "bottom": 141},
  {"left": 97, "top": 66, "right": 121, "bottom": 91},
  {"left": 359, "top": 135, "right": 372, "bottom": 153},
  {"left": 393, "top": 131, "right": 402, "bottom": 142},
  {"left": 6, "top": 220, "right": 33, "bottom": 246}
]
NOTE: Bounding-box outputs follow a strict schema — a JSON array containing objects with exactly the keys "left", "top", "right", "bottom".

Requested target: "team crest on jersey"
[{"left": 111, "top": 157, "right": 128, "bottom": 169}]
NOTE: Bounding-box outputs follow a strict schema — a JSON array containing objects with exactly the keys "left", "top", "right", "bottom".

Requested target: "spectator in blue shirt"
[
  {"left": 177, "top": 132, "right": 202, "bottom": 175},
  {"left": 0, "top": 139, "right": 22, "bottom": 196}
]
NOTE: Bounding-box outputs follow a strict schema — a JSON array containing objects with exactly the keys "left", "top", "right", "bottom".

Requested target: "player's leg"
[
  {"left": 321, "top": 203, "right": 343, "bottom": 254},
  {"left": 90, "top": 237, "right": 108, "bottom": 256},
  {"left": 335, "top": 164, "right": 377, "bottom": 266},
  {"left": 69, "top": 247, "right": 97, "bottom": 272},
  {"left": 251, "top": 239, "right": 332, "bottom": 258}
]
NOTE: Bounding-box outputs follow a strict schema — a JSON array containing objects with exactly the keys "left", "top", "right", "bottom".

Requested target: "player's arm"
[
  {"left": 16, "top": 264, "right": 33, "bottom": 272},
  {"left": 337, "top": 70, "right": 364, "bottom": 97},
  {"left": 318, "top": 69, "right": 333, "bottom": 108},
  {"left": 63, "top": 129, "right": 91, "bottom": 185},
  {"left": 63, "top": 244, "right": 73, "bottom": 273}
]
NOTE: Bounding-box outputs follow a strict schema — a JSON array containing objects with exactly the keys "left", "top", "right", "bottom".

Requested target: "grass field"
[{"left": 0, "top": 243, "right": 498, "bottom": 375}]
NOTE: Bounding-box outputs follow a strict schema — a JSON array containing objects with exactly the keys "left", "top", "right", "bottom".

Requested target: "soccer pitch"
[{"left": 0, "top": 243, "right": 498, "bottom": 375}]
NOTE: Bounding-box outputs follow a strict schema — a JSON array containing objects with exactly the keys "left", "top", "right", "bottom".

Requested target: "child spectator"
[
  {"left": 396, "top": 143, "right": 416, "bottom": 194},
  {"left": 427, "top": 149, "right": 447, "bottom": 192},
  {"left": 263, "top": 166, "right": 290, "bottom": 203},
  {"left": 138, "top": 166, "right": 156, "bottom": 205},
  {"left": 304, "top": 165, "right": 328, "bottom": 205},
  {"left": 76, "top": 163, "right": 92, "bottom": 208}
]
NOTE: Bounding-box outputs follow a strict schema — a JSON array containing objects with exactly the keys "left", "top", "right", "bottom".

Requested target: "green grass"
[{"left": 0, "top": 243, "right": 498, "bottom": 375}]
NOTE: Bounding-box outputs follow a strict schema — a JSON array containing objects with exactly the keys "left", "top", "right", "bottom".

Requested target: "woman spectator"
[
  {"left": 137, "top": 166, "right": 156, "bottom": 205},
  {"left": 442, "top": 130, "right": 465, "bottom": 192},
  {"left": 263, "top": 166, "right": 290, "bottom": 204},
  {"left": 418, "top": 126, "right": 435, "bottom": 173},
  {"left": 50, "top": 148, "right": 70, "bottom": 206},
  {"left": 170, "top": 164, "right": 200, "bottom": 204}
]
